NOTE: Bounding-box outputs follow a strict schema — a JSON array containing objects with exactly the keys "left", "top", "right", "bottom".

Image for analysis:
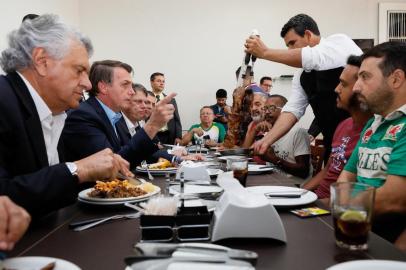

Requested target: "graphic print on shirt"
[
  {"left": 383, "top": 123, "right": 404, "bottom": 141},
  {"left": 362, "top": 128, "right": 373, "bottom": 143},
  {"left": 331, "top": 136, "right": 350, "bottom": 171},
  {"left": 356, "top": 146, "right": 392, "bottom": 179}
]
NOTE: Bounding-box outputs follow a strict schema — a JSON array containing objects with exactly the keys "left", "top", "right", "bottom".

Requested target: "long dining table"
[{"left": 7, "top": 170, "right": 406, "bottom": 270}]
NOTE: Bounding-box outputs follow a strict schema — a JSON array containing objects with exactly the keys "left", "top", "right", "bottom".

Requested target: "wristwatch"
[{"left": 66, "top": 162, "right": 78, "bottom": 176}]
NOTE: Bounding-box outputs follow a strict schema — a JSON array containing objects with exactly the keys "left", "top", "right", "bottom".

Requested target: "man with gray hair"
[{"left": 0, "top": 14, "right": 132, "bottom": 216}]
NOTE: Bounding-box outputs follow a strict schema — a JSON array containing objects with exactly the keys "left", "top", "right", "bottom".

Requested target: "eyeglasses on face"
[
  {"left": 264, "top": 105, "right": 282, "bottom": 112},
  {"left": 261, "top": 83, "right": 273, "bottom": 88}
]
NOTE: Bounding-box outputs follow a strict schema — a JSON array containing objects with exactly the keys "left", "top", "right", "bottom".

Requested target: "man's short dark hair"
[
  {"left": 88, "top": 60, "right": 133, "bottom": 96},
  {"left": 200, "top": 106, "right": 214, "bottom": 113},
  {"left": 216, "top": 89, "right": 227, "bottom": 98},
  {"left": 269, "top": 94, "right": 288, "bottom": 106},
  {"left": 347, "top": 55, "right": 362, "bottom": 68},
  {"left": 146, "top": 90, "right": 155, "bottom": 97},
  {"left": 280, "top": 14, "right": 320, "bottom": 38},
  {"left": 361, "top": 41, "right": 406, "bottom": 77},
  {"left": 132, "top": 83, "right": 147, "bottom": 96},
  {"left": 22, "top": 14, "right": 39, "bottom": 22},
  {"left": 150, "top": 72, "right": 164, "bottom": 81},
  {"left": 260, "top": 76, "right": 272, "bottom": 85}
]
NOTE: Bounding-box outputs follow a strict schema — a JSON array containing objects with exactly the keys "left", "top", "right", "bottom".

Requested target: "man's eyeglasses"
[
  {"left": 261, "top": 83, "right": 273, "bottom": 89},
  {"left": 264, "top": 105, "right": 282, "bottom": 112}
]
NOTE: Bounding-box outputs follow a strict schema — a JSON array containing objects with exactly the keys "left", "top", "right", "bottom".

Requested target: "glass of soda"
[
  {"left": 226, "top": 157, "right": 249, "bottom": 187},
  {"left": 330, "top": 182, "right": 376, "bottom": 250}
]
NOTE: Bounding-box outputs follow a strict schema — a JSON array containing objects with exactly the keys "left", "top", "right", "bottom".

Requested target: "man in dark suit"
[
  {"left": 61, "top": 61, "right": 177, "bottom": 169},
  {"left": 117, "top": 83, "right": 202, "bottom": 163},
  {"left": 0, "top": 14, "right": 131, "bottom": 216},
  {"left": 150, "top": 72, "right": 182, "bottom": 145}
]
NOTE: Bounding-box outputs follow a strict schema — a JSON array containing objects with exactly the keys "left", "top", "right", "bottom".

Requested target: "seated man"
[
  {"left": 253, "top": 95, "right": 312, "bottom": 183},
  {"left": 259, "top": 76, "right": 273, "bottom": 93},
  {"left": 0, "top": 15, "right": 130, "bottom": 216},
  {"left": 181, "top": 106, "right": 226, "bottom": 147},
  {"left": 117, "top": 84, "right": 201, "bottom": 162},
  {"left": 242, "top": 91, "right": 272, "bottom": 148},
  {"left": 0, "top": 196, "right": 30, "bottom": 251},
  {"left": 337, "top": 42, "right": 406, "bottom": 244},
  {"left": 210, "top": 89, "right": 231, "bottom": 131},
  {"left": 61, "top": 60, "right": 175, "bottom": 169},
  {"left": 303, "top": 55, "right": 372, "bottom": 198}
]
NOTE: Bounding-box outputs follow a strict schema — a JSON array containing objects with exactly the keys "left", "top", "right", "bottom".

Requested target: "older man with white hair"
[{"left": 0, "top": 14, "right": 131, "bottom": 216}]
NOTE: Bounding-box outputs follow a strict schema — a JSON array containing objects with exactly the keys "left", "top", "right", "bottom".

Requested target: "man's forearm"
[
  {"left": 264, "top": 112, "right": 298, "bottom": 145},
  {"left": 262, "top": 48, "right": 303, "bottom": 68}
]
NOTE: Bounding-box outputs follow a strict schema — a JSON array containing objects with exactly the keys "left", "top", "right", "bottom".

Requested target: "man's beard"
[
  {"left": 357, "top": 81, "right": 394, "bottom": 114},
  {"left": 251, "top": 111, "right": 263, "bottom": 122}
]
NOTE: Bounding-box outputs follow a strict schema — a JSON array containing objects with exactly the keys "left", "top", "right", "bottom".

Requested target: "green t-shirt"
[
  {"left": 344, "top": 108, "right": 406, "bottom": 188},
  {"left": 188, "top": 122, "right": 226, "bottom": 144}
]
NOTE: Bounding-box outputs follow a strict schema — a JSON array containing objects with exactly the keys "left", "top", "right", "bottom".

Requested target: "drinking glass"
[
  {"left": 226, "top": 157, "right": 249, "bottom": 187},
  {"left": 330, "top": 182, "right": 375, "bottom": 250}
]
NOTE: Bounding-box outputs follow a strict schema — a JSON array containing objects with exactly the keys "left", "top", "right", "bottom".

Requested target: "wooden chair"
[{"left": 311, "top": 145, "right": 325, "bottom": 176}]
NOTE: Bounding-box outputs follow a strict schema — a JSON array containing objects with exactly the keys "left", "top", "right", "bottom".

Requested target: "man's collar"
[
  {"left": 96, "top": 98, "right": 122, "bottom": 125},
  {"left": 16, "top": 71, "right": 53, "bottom": 122}
]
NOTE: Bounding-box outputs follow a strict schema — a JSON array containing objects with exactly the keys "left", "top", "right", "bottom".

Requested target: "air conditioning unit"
[{"left": 379, "top": 3, "right": 406, "bottom": 43}]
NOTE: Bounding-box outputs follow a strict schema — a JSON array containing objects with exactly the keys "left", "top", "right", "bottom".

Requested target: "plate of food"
[
  {"left": 78, "top": 180, "right": 160, "bottom": 205},
  {"left": 2, "top": 256, "right": 80, "bottom": 270},
  {"left": 136, "top": 158, "right": 178, "bottom": 175}
]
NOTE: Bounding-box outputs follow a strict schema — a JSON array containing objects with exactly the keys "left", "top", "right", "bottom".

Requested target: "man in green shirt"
[
  {"left": 338, "top": 42, "right": 406, "bottom": 245},
  {"left": 181, "top": 106, "right": 226, "bottom": 147}
]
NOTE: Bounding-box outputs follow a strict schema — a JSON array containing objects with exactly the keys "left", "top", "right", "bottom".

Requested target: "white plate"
[
  {"left": 169, "top": 184, "right": 223, "bottom": 195},
  {"left": 248, "top": 164, "right": 277, "bottom": 175},
  {"left": 217, "top": 155, "right": 249, "bottom": 161},
  {"left": 3, "top": 256, "right": 81, "bottom": 270},
  {"left": 207, "top": 168, "right": 223, "bottom": 176},
  {"left": 78, "top": 186, "right": 161, "bottom": 204},
  {"left": 136, "top": 166, "right": 178, "bottom": 175},
  {"left": 327, "top": 260, "right": 406, "bottom": 270},
  {"left": 246, "top": 186, "right": 317, "bottom": 207}
]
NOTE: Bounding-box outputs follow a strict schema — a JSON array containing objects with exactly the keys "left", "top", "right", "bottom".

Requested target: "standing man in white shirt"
[
  {"left": 150, "top": 72, "right": 182, "bottom": 145},
  {"left": 245, "top": 14, "right": 363, "bottom": 161}
]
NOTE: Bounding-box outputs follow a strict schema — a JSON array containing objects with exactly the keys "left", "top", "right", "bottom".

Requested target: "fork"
[
  {"left": 141, "top": 160, "right": 154, "bottom": 180},
  {"left": 73, "top": 213, "right": 141, "bottom": 231}
]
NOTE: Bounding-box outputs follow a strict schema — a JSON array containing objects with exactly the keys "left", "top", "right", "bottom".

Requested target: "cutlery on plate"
[
  {"left": 72, "top": 212, "right": 141, "bottom": 231},
  {"left": 141, "top": 160, "right": 154, "bottom": 181},
  {"left": 117, "top": 172, "right": 145, "bottom": 185},
  {"left": 264, "top": 190, "right": 309, "bottom": 198}
]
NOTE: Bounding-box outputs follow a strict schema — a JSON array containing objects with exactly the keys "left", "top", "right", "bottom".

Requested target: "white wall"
[
  {"left": 0, "top": 0, "right": 79, "bottom": 52},
  {"left": 1, "top": 0, "right": 405, "bottom": 130}
]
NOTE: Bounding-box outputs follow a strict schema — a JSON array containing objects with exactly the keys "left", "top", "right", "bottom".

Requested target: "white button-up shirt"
[
  {"left": 17, "top": 72, "right": 67, "bottom": 166},
  {"left": 282, "top": 34, "right": 363, "bottom": 120}
]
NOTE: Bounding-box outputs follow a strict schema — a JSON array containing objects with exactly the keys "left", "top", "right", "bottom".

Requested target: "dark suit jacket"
[
  {"left": 166, "top": 94, "right": 182, "bottom": 144},
  {"left": 115, "top": 117, "right": 173, "bottom": 163},
  {"left": 61, "top": 97, "right": 158, "bottom": 169},
  {"left": 0, "top": 72, "right": 78, "bottom": 216}
]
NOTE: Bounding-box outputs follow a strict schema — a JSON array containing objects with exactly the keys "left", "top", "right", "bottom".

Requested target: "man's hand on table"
[
  {"left": 0, "top": 196, "right": 31, "bottom": 251},
  {"left": 74, "top": 148, "right": 133, "bottom": 183}
]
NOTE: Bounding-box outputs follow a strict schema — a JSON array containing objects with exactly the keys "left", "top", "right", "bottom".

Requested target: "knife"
[
  {"left": 131, "top": 243, "right": 258, "bottom": 265},
  {"left": 117, "top": 172, "right": 145, "bottom": 185}
]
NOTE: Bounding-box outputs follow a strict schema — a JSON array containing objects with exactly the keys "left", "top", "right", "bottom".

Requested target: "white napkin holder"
[
  {"left": 175, "top": 162, "right": 211, "bottom": 183},
  {"left": 211, "top": 172, "right": 287, "bottom": 243}
]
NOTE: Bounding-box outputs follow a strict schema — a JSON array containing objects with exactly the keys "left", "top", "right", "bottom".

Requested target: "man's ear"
[
  {"left": 304, "top": 30, "right": 313, "bottom": 41},
  {"left": 31, "top": 47, "right": 48, "bottom": 76},
  {"left": 97, "top": 81, "right": 108, "bottom": 95},
  {"left": 390, "top": 69, "right": 406, "bottom": 89}
]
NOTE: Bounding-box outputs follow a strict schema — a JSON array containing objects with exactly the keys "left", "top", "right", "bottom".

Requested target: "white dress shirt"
[
  {"left": 122, "top": 113, "right": 140, "bottom": 137},
  {"left": 17, "top": 72, "right": 67, "bottom": 166},
  {"left": 282, "top": 34, "right": 363, "bottom": 120}
]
